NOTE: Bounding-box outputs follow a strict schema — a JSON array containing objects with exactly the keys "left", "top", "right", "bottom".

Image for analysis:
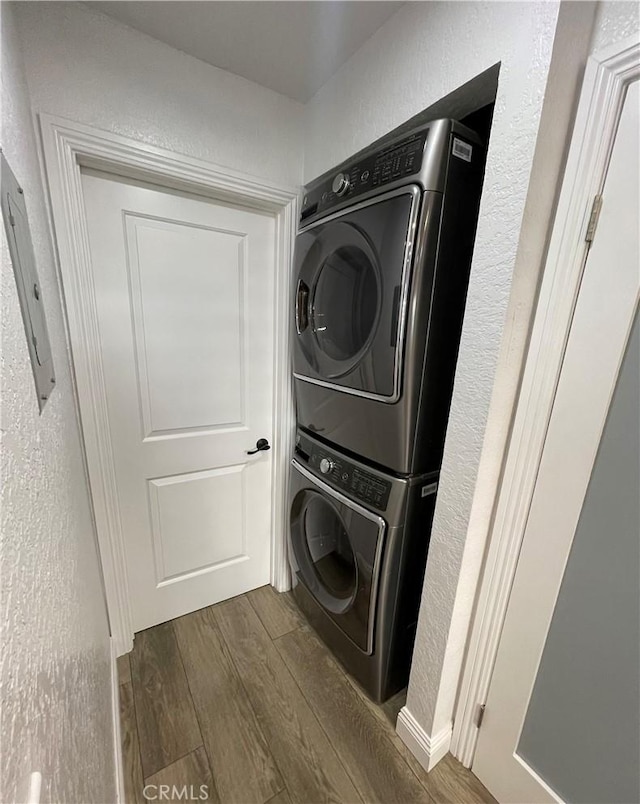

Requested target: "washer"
[
  {"left": 293, "top": 118, "right": 485, "bottom": 474},
  {"left": 289, "top": 429, "right": 438, "bottom": 702}
]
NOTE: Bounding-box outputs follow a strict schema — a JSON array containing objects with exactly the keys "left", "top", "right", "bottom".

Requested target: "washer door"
[
  {"left": 289, "top": 464, "right": 385, "bottom": 653},
  {"left": 293, "top": 187, "right": 420, "bottom": 401},
  {"left": 293, "top": 490, "right": 359, "bottom": 614}
]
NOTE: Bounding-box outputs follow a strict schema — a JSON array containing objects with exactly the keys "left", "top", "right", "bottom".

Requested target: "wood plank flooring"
[
  {"left": 145, "top": 748, "right": 219, "bottom": 803},
  {"left": 174, "top": 606, "right": 283, "bottom": 804},
  {"left": 118, "top": 586, "right": 496, "bottom": 804},
  {"left": 130, "top": 622, "right": 202, "bottom": 778}
]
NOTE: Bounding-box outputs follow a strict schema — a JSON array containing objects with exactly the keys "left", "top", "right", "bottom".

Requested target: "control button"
[
  {"left": 332, "top": 172, "right": 350, "bottom": 197},
  {"left": 321, "top": 192, "right": 328, "bottom": 202},
  {"left": 320, "top": 457, "right": 334, "bottom": 474},
  {"left": 360, "top": 170, "right": 370, "bottom": 182},
  {"left": 342, "top": 472, "right": 349, "bottom": 481}
]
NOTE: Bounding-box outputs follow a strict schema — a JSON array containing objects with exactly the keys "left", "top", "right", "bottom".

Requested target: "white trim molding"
[
  {"left": 38, "top": 113, "right": 298, "bottom": 653},
  {"left": 396, "top": 707, "right": 452, "bottom": 772},
  {"left": 110, "top": 639, "right": 125, "bottom": 804},
  {"left": 451, "top": 32, "right": 640, "bottom": 768}
]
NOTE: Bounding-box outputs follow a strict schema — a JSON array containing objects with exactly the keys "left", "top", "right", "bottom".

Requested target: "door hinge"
[
  {"left": 476, "top": 703, "right": 486, "bottom": 729},
  {"left": 585, "top": 194, "right": 603, "bottom": 244}
]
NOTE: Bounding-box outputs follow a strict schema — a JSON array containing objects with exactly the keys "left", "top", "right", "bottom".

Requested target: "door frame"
[
  {"left": 38, "top": 113, "right": 299, "bottom": 655},
  {"left": 451, "top": 32, "right": 640, "bottom": 767}
]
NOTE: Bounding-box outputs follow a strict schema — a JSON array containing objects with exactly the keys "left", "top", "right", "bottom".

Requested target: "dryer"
[
  {"left": 293, "top": 118, "right": 485, "bottom": 474},
  {"left": 289, "top": 429, "right": 438, "bottom": 702}
]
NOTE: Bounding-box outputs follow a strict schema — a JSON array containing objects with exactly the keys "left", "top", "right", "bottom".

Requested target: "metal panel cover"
[{"left": 1, "top": 152, "right": 55, "bottom": 411}]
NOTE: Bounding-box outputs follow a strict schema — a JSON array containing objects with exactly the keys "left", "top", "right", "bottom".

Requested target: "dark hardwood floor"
[{"left": 117, "top": 586, "right": 495, "bottom": 804}]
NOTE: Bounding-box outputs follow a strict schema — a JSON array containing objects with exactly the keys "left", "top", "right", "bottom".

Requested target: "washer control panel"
[
  {"left": 300, "top": 130, "right": 428, "bottom": 222},
  {"left": 295, "top": 433, "right": 392, "bottom": 511}
]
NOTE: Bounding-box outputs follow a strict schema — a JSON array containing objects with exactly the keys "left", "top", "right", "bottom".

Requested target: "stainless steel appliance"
[
  {"left": 289, "top": 429, "right": 438, "bottom": 702},
  {"left": 292, "top": 118, "right": 485, "bottom": 474}
]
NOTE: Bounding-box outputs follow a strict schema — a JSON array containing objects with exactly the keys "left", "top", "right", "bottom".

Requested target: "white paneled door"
[{"left": 81, "top": 170, "right": 275, "bottom": 631}]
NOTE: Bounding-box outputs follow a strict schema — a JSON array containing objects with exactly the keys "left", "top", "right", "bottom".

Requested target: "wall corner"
[{"left": 396, "top": 706, "right": 452, "bottom": 773}]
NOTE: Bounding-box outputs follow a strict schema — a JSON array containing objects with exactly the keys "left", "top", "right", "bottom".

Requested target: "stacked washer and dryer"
[{"left": 288, "top": 118, "right": 485, "bottom": 702}]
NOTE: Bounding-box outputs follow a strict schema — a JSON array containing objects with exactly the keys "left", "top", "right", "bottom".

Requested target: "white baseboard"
[
  {"left": 110, "top": 638, "right": 125, "bottom": 804},
  {"left": 396, "top": 706, "right": 452, "bottom": 772}
]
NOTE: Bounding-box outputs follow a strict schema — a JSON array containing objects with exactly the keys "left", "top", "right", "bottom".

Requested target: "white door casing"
[
  {"left": 471, "top": 76, "right": 639, "bottom": 804},
  {"left": 451, "top": 33, "right": 640, "bottom": 769},
  {"left": 39, "top": 115, "right": 298, "bottom": 653},
  {"left": 81, "top": 170, "right": 276, "bottom": 632}
]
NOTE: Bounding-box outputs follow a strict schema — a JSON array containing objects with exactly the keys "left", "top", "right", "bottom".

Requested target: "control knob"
[
  {"left": 332, "top": 172, "right": 350, "bottom": 197},
  {"left": 319, "top": 457, "right": 335, "bottom": 475}
]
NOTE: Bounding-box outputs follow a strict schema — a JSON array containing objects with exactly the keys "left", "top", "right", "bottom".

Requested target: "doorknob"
[{"left": 247, "top": 438, "right": 271, "bottom": 455}]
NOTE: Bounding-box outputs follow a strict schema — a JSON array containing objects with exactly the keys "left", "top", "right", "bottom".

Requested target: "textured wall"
[
  {"left": 591, "top": 0, "right": 639, "bottom": 51},
  {"left": 304, "top": 0, "right": 562, "bottom": 742},
  {"left": 305, "top": 2, "right": 555, "bottom": 180},
  {"left": 430, "top": 0, "right": 600, "bottom": 750},
  {"left": 0, "top": 4, "right": 115, "bottom": 803},
  {"left": 15, "top": 1, "right": 304, "bottom": 187}
]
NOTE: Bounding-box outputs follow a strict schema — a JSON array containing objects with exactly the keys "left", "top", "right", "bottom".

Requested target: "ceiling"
[{"left": 89, "top": 1, "right": 404, "bottom": 103}]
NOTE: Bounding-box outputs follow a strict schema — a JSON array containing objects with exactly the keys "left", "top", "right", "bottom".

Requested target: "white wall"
[
  {"left": 591, "top": 0, "right": 640, "bottom": 51},
  {"left": 304, "top": 2, "right": 555, "bottom": 179},
  {"left": 15, "top": 1, "right": 304, "bottom": 187},
  {"left": 0, "top": 4, "right": 115, "bottom": 803},
  {"left": 304, "top": 0, "right": 565, "bottom": 752}
]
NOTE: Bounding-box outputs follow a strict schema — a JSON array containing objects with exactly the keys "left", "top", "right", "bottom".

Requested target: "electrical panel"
[{"left": 1, "top": 151, "right": 55, "bottom": 411}]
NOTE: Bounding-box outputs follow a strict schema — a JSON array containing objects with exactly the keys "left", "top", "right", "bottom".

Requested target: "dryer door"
[
  {"left": 293, "top": 186, "right": 421, "bottom": 401},
  {"left": 297, "top": 221, "right": 381, "bottom": 378},
  {"left": 289, "top": 462, "right": 385, "bottom": 653}
]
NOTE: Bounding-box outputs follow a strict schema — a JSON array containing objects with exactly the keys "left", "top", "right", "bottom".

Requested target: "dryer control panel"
[
  {"left": 295, "top": 432, "right": 392, "bottom": 511},
  {"left": 298, "top": 118, "right": 482, "bottom": 229},
  {"left": 300, "top": 130, "right": 428, "bottom": 222}
]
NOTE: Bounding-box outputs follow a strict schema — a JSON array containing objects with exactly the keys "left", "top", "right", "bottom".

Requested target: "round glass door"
[
  {"left": 312, "top": 245, "right": 379, "bottom": 368},
  {"left": 291, "top": 490, "right": 358, "bottom": 613},
  {"left": 296, "top": 221, "right": 381, "bottom": 378}
]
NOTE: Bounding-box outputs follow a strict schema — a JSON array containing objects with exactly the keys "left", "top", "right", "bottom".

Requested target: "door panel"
[
  {"left": 125, "top": 216, "right": 246, "bottom": 436},
  {"left": 148, "top": 465, "right": 246, "bottom": 584},
  {"left": 472, "top": 79, "right": 639, "bottom": 803},
  {"left": 81, "top": 169, "right": 275, "bottom": 631},
  {"left": 516, "top": 311, "right": 639, "bottom": 802}
]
